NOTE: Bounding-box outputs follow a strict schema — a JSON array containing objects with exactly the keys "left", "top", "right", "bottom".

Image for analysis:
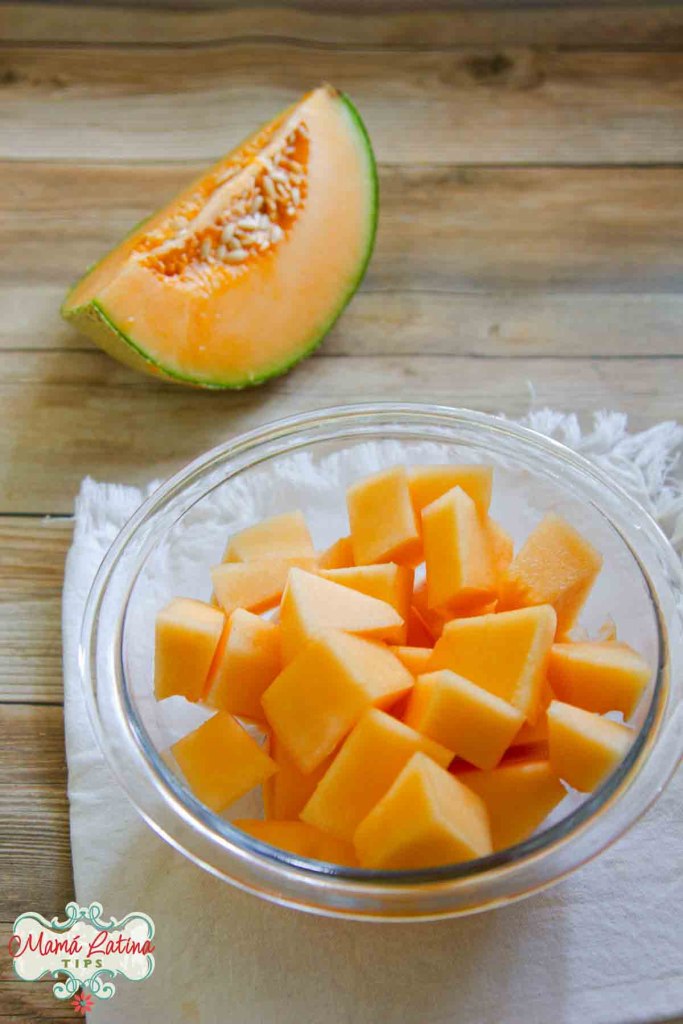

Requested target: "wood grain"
[{"left": 2, "top": 47, "right": 683, "bottom": 164}]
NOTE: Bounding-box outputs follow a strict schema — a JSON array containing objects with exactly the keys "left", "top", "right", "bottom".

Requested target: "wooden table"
[{"left": 1, "top": 3, "right": 682, "bottom": 1018}]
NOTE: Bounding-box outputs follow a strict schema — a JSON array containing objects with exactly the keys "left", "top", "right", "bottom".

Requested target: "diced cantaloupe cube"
[
  {"left": 261, "top": 630, "right": 414, "bottom": 774},
  {"left": 301, "top": 709, "right": 452, "bottom": 841},
  {"left": 347, "top": 466, "right": 422, "bottom": 567},
  {"left": 404, "top": 670, "right": 524, "bottom": 770},
  {"left": 456, "top": 759, "right": 565, "bottom": 851},
  {"left": 411, "top": 581, "right": 449, "bottom": 640},
  {"left": 422, "top": 486, "right": 497, "bottom": 612},
  {"left": 499, "top": 513, "right": 602, "bottom": 636},
  {"left": 484, "top": 517, "right": 514, "bottom": 580},
  {"left": 155, "top": 597, "right": 225, "bottom": 702},
  {"left": 318, "top": 535, "right": 355, "bottom": 570},
  {"left": 320, "top": 564, "right": 414, "bottom": 645},
  {"left": 389, "top": 645, "right": 434, "bottom": 676},
  {"left": 429, "top": 605, "right": 557, "bottom": 723},
  {"left": 406, "top": 604, "right": 436, "bottom": 647},
  {"left": 279, "top": 567, "right": 404, "bottom": 663},
  {"left": 223, "top": 510, "right": 315, "bottom": 563},
  {"left": 354, "top": 752, "right": 492, "bottom": 869},
  {"left": 508, "top": 712, "right": 549, "bottom": 757},
  {"left": 263, "top": 731, "right": 334, "bottom": 821},
  {"left": 203, "top": 609, "right": 281, "bottom": 721},
  {"left": 171, "top": 712, "right": 276, "bottom": 813},
  {"left": 547, "top": 700, "right": 632, "bottom": 792},
  {"left": 408, "top": 464, "right": 493, "bottom": 519},
  {"left": 211, "top": 556, "right": 316, "bottom": 616},
  {"left": 548, "top": 641, "right": 650, "bottom": 718},
  {"left": 234, "top": 819, "right": 357, "bottom": 867}
]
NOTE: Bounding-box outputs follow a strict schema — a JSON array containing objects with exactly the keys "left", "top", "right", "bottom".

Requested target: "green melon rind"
[{"left": 61, "top": 92, "right": 379, "bottom": 390}]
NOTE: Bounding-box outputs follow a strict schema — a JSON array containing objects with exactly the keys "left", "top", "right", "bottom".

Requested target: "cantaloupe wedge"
[
  {"left": 223, "top": 510, "right": 315, "bottom": 563},
  {"left": 211, "top": 556, "right": 316, "bottom": 616},
  {"left": 500, "top": 513, "right": 602, "bottom": 635},
  {"left": 301, "top": 709, "right": 452, "bottom": 841},
  {"left": 404, "top": 670, "right": 524, "bottom": 770},
  {"left": 234, "top": 819, "right": 357, "bottom": 866},
  {"left": 429, "top": 606, "right": 557, "bottom": 723},
  {"left": 389, "top": 645, "right": 434, "bottom": 676},
  {"left": 203, "top": 609, "right": 281, "bottom": 720},
  {"left": 548, "top": 641, "right": 650, "bottom": 718},
  {"left": 484, "top": 517, "right": 514, "bottom": 582},
  {"left": 547, "top": 700, "right": 633, "bottom": 792},
  {"left": 422, "top": 486, "right": 497, "bottom": 612},
  {"left": 318, "top": 535, "right": 354, "bottom": 570},
  {"left": 410, "top": 581, "right": 450, "bottom": 640},
  {"left": 408, "top": 465, "right": 493, "bottom": 519},
  {"left": 279, "top": 567, "right": 404, "bottom": 662},
  {"left": 347, "top": 466, "right": 422, "bottom": 567},
  {"left": 155, "top": 597, "right": 225, "bottom": 702},
  {"left": 263, "top": 731, "right": 334, "bottom": 821},
  {"left": 321, "top": 563, "right": 413, "bottom": 645},
  {"left": 456, "top": 759, "right": 565, "bottom": 851},
  {"left": 171, "top": 711, "right": 277, "bottom": 813},
  {"left": 354, "top": 752, "right": 492, "bottom": 870},
  {"left": 261, "top": 629, "right": 413, "bottom": 773}
]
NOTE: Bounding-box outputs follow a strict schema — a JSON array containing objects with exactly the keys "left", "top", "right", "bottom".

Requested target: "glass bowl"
[{"left": 80, "top": 404, "right": 683, "bottom": 921}]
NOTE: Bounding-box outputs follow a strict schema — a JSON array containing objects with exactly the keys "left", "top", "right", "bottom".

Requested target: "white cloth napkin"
[{"left": 62, "top": 411, "right": 683, "bottom": 1024}]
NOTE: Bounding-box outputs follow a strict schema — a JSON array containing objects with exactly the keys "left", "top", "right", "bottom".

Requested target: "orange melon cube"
[
  {"left": 484, "top": 517, "right": 514, "bottom": 580},
  {"left": 347, "top": 466, "right": 422, "bottom": 567},
  {"left": 508, "top": 712, "right": 549, "bottom": 758},
  {"left": 223, "top": 510, "right": 314, "bottom": 562},
  {"left": 499, "top": 513, "right": 602, "bottom": 635},
  {"left": 408, "top": 464, "right": 493, "bottom": 519},
  {"left": 404, "top": 670, "right": 524, "bottom": 770},
  {"left": 389, "top": 645, "right": 434, "bottom": 676},
  {"left": 318, "top": 535, "right": 354, "bottom": 570},
  {"left": 301, "top": 709, "right": 452, "bottom": 841},
  {"left": 263, "top": 731, "right": 334, "bottom": 821},
  {"left": 171, "top": 711, "right": 277, "bottom": 813},
  {"left": 261, "top": 630, "right": 414, "bottom": 773},
  {"left": 547, "top": 700, "right": 633, "bottom": 792},
  {"left": 429, "top": 605, "right": 557, "bottom": 723},
  {"left": 456, "top": 759, "right": 565, "bottom": 851},
  {"left": 422, "top": 486, "right": 497, "bottom": 612},
  {"left": 320, "top": 563, "right": 414, "bottom": 645},
  {"left": 203, "top": 609, "right": 281, "bottom": 721},
  {"left": 279, "top": 567, "right": 404, "bottom": 663},
  {"left": 411, "top": 581, "right": 449, "bottom": 640},
  {"left": 155, "top": 597, "right": 225, "bottom": 702},
  {"left": 234, "top": 819, "right": 357, "bottom": 867},
  {"left": 211, "top": 556, "right": 316, "bottom": 616},
  {"left": 406, "top": 604, "right": 435, "bottom": 647},
  {"left": 548, "top": 641, "right": 651, "bottom": 718},
  {"left": 354, "top": 752, "right": 492, "bottom": 870}
]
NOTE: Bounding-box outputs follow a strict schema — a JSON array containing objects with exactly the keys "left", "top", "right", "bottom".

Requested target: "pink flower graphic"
[{"left": 71, "top": 991, "right": 94, "bottom": 1015}]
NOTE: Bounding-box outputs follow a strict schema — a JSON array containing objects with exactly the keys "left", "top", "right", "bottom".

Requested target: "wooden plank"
[
  {"left": 2, "top": 48, "right": 683, "bottom": 164},
  {"left": 0, "top": 518, "right": 71, "bottom": 704},
  {"left": 0, "top": 350, "right": 680, "bottom": 514},
  {"left": 0, "top": 978, "right": 76, "bottom": 1023},
  {"left": 4, "top": 2, "right": 683, "bottom": 50}
]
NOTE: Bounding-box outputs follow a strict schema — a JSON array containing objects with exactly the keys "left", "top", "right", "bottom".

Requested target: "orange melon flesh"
[
  {"left": 547, "top": 700, "right": 633, "bottom": 792},
  {"left": 171, "top": 711, "right": 277, "bottom": 813},
  {"left": 203, "top": 609, "right": 281, "bottom": 721},
  {"left": 422, "top": 486, "right": 497, "bottom": 612},
  {"left": 261, "top": 629, "right": 414, "bottom": 773},
  {"left": 234, "top": 819, "right": 357, "bottom": 867},
  {"left": 499, "top": 513, "right": 603, "bottom": 636},
  {"left": 404, "top": 670, "right": 524, "bottom": 770},
  {"left": 320, "top": 563, "right": 414, "bottom": 645},
  {"left": 389, "top": 645, "right": 434, "bottom": 676},
  {"left": 406, "top": 604, "right": 436, "bottom": 647},
  {"left": 347, "top": 466, "right": 422, "bottom": 567},
  {"left": 223, "top": 511, "right": 314, "bottom": 563},
  {"left": 484, "top": 517, "right": 514, "bottom": 581},
  {"left": 410, "top": 582, "right": 449, "bottom": 640},
  {"left": 211, "top": 556, "right": 316, "bottom": 616},
  {"left": 155, "top": 597, "right": 225, "bottom": 702},
  {"left": 408, "top": 465, "right": 493, "bottom": 519},
  {"left": 279, "top": 567, "right": 404, "bottom": 663},
  {"left": 429, "top": 605, "right": 557, "bottom": 723},
  {"left": 548, "top": 641, "right": 650, "bottom": 718},
  {"left": 509, "top": 711, "right": 549, "bottom": 756},
  {"left": 263, "top": 731, "right": 334, "bottom": 821},
  {"left": 456, "top": 759, "right": 566, "bottom": 851},
  {"left": 301, "top": 709, "right": 453, "bottom": 841},
  {"left": 62, "top": 86, "right": 378, "bottom": 388},
  {"left": 354, "top": 752, "right": 492, "bottom": 870},
  {"left": 318, "top": 535, "right": 355, "bottom": 570}
]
